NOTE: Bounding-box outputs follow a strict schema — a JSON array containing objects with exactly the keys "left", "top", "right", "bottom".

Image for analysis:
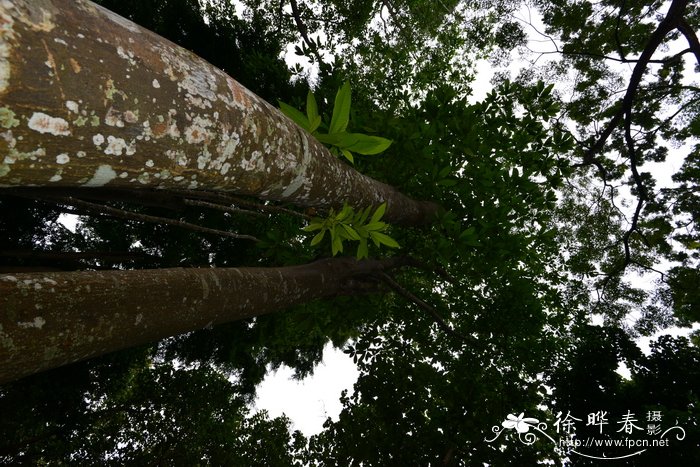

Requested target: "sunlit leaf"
[
  {"left": 341, "top": 149, "right": 354, "bottom": 163},
  {"left": 371, "top": 203, "right": 387, "bottom": 224},
  {"left": 279, "top": 101, "right": 310, "bottom": 131},
  {"left": 343, "top": 133, "right": 392, "bottom": 155},
  {"left": 329, "top": 82, "right": 351, "bottom": 134},
  {"left": 310, "top": 230, "right": 326, "bottom": 246},
  {"left": 370, "top": 231, "right": 400, "bottom": 248},
  {"left": 306, "top": 91, "right": 319, "bottom": 122},
  {"left": 341, "top": 224, "right": 361, "bottom": 240}
]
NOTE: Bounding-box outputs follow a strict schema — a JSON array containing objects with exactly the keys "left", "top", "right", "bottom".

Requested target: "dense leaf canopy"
[{"left": 1, "top": 0, "right": 698, "bottom": 464}]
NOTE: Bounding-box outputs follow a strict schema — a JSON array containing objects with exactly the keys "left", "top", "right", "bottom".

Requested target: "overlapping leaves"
[
  {"left": 301, "top": 202, "right": 399, "bottom": 258},
  {"left": 280, "top": 82, "right": 392, "bottom": 163}
]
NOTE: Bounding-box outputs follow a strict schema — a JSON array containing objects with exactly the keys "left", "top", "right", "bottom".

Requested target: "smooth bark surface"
[
  {"left": 0, "top": 257, "right": 402, "bottom": 384},
  {"left": 0, "top": 0, "right": 437, "bottom": 224}
]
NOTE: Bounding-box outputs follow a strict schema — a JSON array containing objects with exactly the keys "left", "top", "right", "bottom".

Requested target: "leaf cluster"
[
  {"left": 301, "top": 202, "right": 398, "bottom": 258},
  {"left": 280, "top": 82, "right": 392, "bottom": 163}
]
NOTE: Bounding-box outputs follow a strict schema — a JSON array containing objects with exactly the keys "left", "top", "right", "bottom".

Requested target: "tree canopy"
[{"left": 0, "top": 0, "right": 698, "bottom": 464}]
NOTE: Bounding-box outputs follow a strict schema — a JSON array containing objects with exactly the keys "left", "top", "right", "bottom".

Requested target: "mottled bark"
[
  {"left": 0, "top": 257, "right": 404, "bottom": 384},
  {"left": 0, "top": 0, "right": 438, "bottom": 225}
]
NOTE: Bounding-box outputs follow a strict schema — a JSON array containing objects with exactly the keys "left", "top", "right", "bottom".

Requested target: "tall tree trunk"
[
  {"left": 0, "top": 0, "right": 437, "bottom": 225},
  {"left": 0, "top": 257, "right": 404, "bottom": 384}
]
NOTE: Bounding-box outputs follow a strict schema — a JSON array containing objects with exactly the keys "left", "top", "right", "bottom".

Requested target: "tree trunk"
[
  {"left": 0, "top": 0, "right": 437, "bottom": 225},
  {"left": 0, "top": 257, "right": 404, "bottom": 384}
]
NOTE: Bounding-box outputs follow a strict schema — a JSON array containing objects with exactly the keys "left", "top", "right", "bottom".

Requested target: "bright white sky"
[{"left": 254, "top": 342, "right": 359, "bottom": 436}]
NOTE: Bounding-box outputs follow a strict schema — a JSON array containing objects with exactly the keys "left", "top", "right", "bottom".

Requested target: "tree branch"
[
  {"left": 8, "top": 191, "right": 259, "bottom": 242},
  {"left": 584, "top": 0, "right": 689, "bottom": 162},
  {"left": 165, "top": 190, "right": 312, "bottom": 220},
  {"left": 528, "top": 47, "right": 692, "bottom": 64},
  {"left": 377, "top": 272, "right": 474, "bottom": 344},
  {"left": 677, "top": 18, "right": 700, "bottom": 66},
  {"left": 182, "top": 198, "right": 267, "bottom": 218},
  {"left": 289, "top": 0, "right": 324, "bottom": 65}
]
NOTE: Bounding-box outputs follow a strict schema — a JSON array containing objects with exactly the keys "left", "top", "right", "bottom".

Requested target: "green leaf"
[
  {"left": 341, "top": 149, "right": 354, "bottom": 163},
  {"left": 329, "top": 82, "right": 351, "bottom": 134},
  {"left": 310, "top": 230, "right": 326, "bottom": 246},
  {"left": 301, "top": 223, "right": 323, "bottom": 232},
  {"left": 336, "top": 203, "right": 353, "bottom": 222},
  {"left": 309, "top": 115, "right": 322, "bottom": 133},
  {"left": 370, "top": 231, "right": 399, "bottom": 248},
  {"left": 438, "top": 166, "right": 452, "bottom": 178},
  {"left": 279, "top": 101, "right": 310, "bottom": 131},
  {"left": 342, "top": 133, "right": 392, "bottom": 155},
  {"left": 356, "top": 239, "right": 368, "bottom": 259},
  {"left": 340, "top": 224, "right": 361, "bottom": 240},
  {"left": 459, "top": 226, "right": 480, "bottom": 246},
  {"left": 459, "top": 226, "right": 476, "bottom": 239},
  {"left": 370, "top": 203, "right": 387, "bottom": 224},
  {"left": 364, "top": 222, "right": 386, "bottom": 231},
  {"left": 332, "top": 234, "right": 343, "bottom": 255},
  {"left": 335, "top": 132, "right": 361, "bottom": 149},
  {"left": 358, "top": 206, "right": 373, "bottom": 225},
  {"left": 315, "top": 132, "right": 344, "bottom": 145},
  {"left": 306, "top": 91, "right": 319, "bottom": 122}
]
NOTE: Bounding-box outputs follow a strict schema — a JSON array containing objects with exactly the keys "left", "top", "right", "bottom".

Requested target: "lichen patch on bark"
[
  {"left": 28, "top": 112, "right": 71, "bottom": 136},
  {"left": 0, "top": 0, "right": 438, "bottom": 225}
]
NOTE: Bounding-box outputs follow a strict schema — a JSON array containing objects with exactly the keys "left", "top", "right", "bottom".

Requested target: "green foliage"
[
  {"left": 2, "top": 0, "right": 699, "bottom": 463},
  {"left": 279, "top": 83, "right": 392, "bottom": 163},
  {"left": 301, "top": 202, "right": 398, "bottom": 258}
]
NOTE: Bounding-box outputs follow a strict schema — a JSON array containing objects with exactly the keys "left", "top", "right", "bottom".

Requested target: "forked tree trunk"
[
  {"left": 0, "top": 0, "right": 437, "bottom": 225},
  {"left": 0, "top": 258, "right": 403, "bottom": 384}
]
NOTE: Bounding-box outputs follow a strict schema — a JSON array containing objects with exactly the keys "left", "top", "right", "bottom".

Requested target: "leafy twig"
[{"left": 289, "top": 0, "right": 324, "bottom": 65}]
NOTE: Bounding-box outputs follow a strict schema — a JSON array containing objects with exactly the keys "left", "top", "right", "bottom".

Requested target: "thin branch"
[
  {"left": 64, "top": 197, "right": 259, "bottom": 241},
  {"left": 526, "top": 47, "right": 692, "bottom": 64},
  {"left": 640, "top": 96, "right": 700, "bottom": 136},
  {"left": 165, "top": 189, "right": 311, "bottom": 220},
  {"left": 570, "top": 153, "right": 609, "bottom": 181},
  {"left": 183, "top": 198, "right": 267, "bottom": 218},
  {"left": 377, "top": 272, "right": 474, "bottom": 344},
  {"left": 382, "top": 0, "right": 397, "bottom": 19},
  {"left": 620, "top": 122, "right": 647, "bottom": 267},
  {"left": 10, "top": 192, "right": 259, "bottom": 242}
]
